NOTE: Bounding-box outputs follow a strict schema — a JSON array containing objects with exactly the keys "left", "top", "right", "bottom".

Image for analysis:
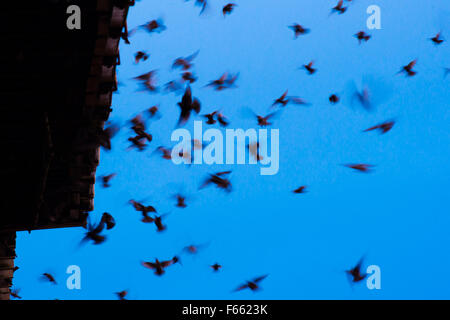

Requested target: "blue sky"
[{"left": 13, "top": 0, "right": 450, "bottom": 299}]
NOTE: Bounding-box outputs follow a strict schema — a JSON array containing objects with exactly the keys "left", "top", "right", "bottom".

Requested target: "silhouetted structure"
[{"left": 0, "top": 0, "right": 132, "bottom": 300}]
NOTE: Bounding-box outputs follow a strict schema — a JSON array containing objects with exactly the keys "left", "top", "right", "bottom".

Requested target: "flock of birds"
[{"left": 11, "top": 0, "right": 449, "bottom": 300}]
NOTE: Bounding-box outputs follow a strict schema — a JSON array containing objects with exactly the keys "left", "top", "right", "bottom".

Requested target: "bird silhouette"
[
  {"left": 142, "top": 256, "right": 180, "bottom": 276},
  {"left": 81, "top": 219, "right": 107, "bottom": 245},
  {"left": 134, "top": 19, "right": 166, "bottom": 34},
  {"left": 129, "top": 200, "right": 157, "bottom": 222},
  {"left": 234, "top": 275, "right": 268, "bottom": 292},
  {"left": 115, "top": 290, "right": 128, "bottom": 300},
  {"left": 302, "top": 61, "right": 317, "bottom": 75},
  {"left": 293, "top": 186, "right": 307, "bottom": 194},
  {"left": 346, "top": 257, "right": 367, "bottom": 283},
  {"left": 100, "top": 173, "right": 116, "bottom": 188},
  {"left": 206, "top": 73, "right": 239, "bottom": 91},
  {"left": 172, "top": 51, "right": 199, "bottom": 71},
  {"left": 223, "top": 3, "right": 237, "bottom": 16},
  {"left": 200, "top": 171, "right": 232, "bottom": 192},
  {"left": 430, "top": 32, "right": 444, "bottom": 45},
  {"left": 211, "top": 263, "right": 222, "bottom": 271},
  {"left": 289, "top": 24, "right": 310, "bottom": 38},
  {"left": 363, "top": 120, "right": 395, "bottom": 134},
  {"left": 134, "top": 70, "right": 158, "bottom": 92},
  {"left": 177, "top": 86, "right": 201, "bottom": 126},
  {"left": 174, "top": 194, "right": 188, "bottom": 208},
  {"left": 42, "top": 273, "right": 57, "bottom": 285},
  {"left": 331, "top": 0, "right": 347, "bottom": 14},
  {"left": 398, "top": 60, "right": 417, "bottom": 77},
  {"left": 329, "top": 94, "right": 340, "bottom": 104},
  {"left": 355, "top": 31, "right": 371, "bottom": 44},
  {"left": 134, "top": 51, "right": 149, "bottom": 63},
  {"left": 344, "top": 164, "right": 375, "bottom": 173},
  {"left": 273, "top": 90, "right": 309, "bottom": 107}
]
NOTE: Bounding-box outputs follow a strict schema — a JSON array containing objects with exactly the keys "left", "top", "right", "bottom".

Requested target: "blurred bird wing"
[
  {"left": 129, "top": 200, "right": 144, "bottom": 211},
  {"left": 186, "top": 50, "right": 200, "bottom": 62},
  {"left": 234, "top": 283, "right": 249, "bottom": 292},
  {"left": 289, "top": 97, "right": 309, "bottom": 105},
  {"left": 407, "top": 60, "right": 417, "bottom": 69},
  {"left": 216, "top": 171, "right": 232, "bottom": 176},
  {"left": 253, "top": 274, "right": 268, "bottom": 283},
  {"left": 160, "top": 259, "right": 174, "bottom": 268},
  {"left": 266, "top": 110, "right": 281, "bottom": 120},
  {"left": 142, "top": 262, "right": 157, "bottom": 269}
]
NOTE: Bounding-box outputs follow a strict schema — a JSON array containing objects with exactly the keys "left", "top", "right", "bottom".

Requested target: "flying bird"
[
  {"left": 155, "top": 146, "right": 173, "bottom": 160},
  {"left": 130, "top": 114, "right": 146, "bottom": 133},
  {"left": 129, "top": 115, "right": 153, "bottom": 145},
  {"left": 255, "top": 111, "right": 279, "bottom": 127},
  {"left": 363, "top": 120, "right": 395, "bottom": 134},
  {"left": 430, "top": 32, "right": 444, "bottom": 45},
  {"left": 183, "top": 243, "right": 209, "bottom": 255},
  {"left": 398, "top": 60, "right": 417, "bottom": 77},
  {"left": 177, "top": 86, "right": 201, "bottom": 126},
  {"left": 100, "top": 173, "right": 116, "bottom": 188},
  {"left": 148, "top": 105, "right": 161, "bottom": 119},
  {"left": 129, "top": 201, "right": 166, "bottom": 231},
  {"left": 289, "top": 24, "right": 310, "bottom": 38},
  {"left": 134, "top": 70, "right": 158, "bottom": 92},
  {"left": 217, "top": 113, "right": 229, "bottom": 127},
  {"left": 127, "top": 135, "right": 149, "bottom": 151},
  {"left": 115, "top": 290, "right": 128, "bottom": 300},
  {"left": 202, "top": 110, "right": 229, "bottom": 127},
  {"left": 247, "top": 142, "right": 263, "bottom": 161},
  {"left": 134, "top": 51, "right": 149, "bottom": 63},
  {"left": 206, "top": 73, "right": 239, "bottom": 91},
  {"left": 135, "top": 19, "right": 166, "bottom": 34},
  {"left": 129, "top": 200, "right": 157, "bottom": 222},
  {"left": 203, "top": 111, "right": 218, "bottom": 125},
  {"left": 223, "top": 3, "right": 237, "bottom": 16},
  {"left": 211, "top": 263, "right": 222, "bottom": 272},
  {"left": 200, "top": 171, "right": 232, "bottom": 192},
  {"left": 81, "top": 219, "right": 107, "bottom": 245},
  {"left": 182, "top": 71, "right": 198, "bottom": 83},
  {"left": 302, "top": 61, "right": 317, "bottom": 75},
  {"left": 42, "top": 273, "right": 57, "bottom": 285},
  {"left": 344, "top": 164, "right": 375, "bottom": 173},
  {"left": 164, "top": 80, "right": 183, "bottom": 94},
  {"left": 346, "top": 258, "right": 367, "bottom": 283},
  {"left": 329, "top": 94, "right": 340, "bottom": 104},
  {"left": 331, "top": 0, "right": 347, "bottom": 14},
  {"left": 355, "top": 31, "right": 371, "bottom": 44},
  {"left": 174, "top": 194, "right": 187, "bottom": 208},
  {"left": 293, "top": 186, "right": 307, "bottom": 194},
  {"left": 172, "top": 51, "right": 199, "bottom": 70},
  {"left": 351, "top": 85, "right": 372, "bottom": 111},
  {"left": 273, "top": 90, "right": 309, "bottom": 107},
  {"left": 142, "top": 256, "right": 180, "bottom": 276},
  {"left": 234, "top": 275, "right": 268, "bottom": 292},
  {"left": 188, "top": 0, "right": 208, "bottom": 15}
]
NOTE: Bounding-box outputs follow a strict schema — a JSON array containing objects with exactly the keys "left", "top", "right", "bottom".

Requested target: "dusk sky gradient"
[{"left": 13, "top": 0, "right": 450, "bottom": 299}]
